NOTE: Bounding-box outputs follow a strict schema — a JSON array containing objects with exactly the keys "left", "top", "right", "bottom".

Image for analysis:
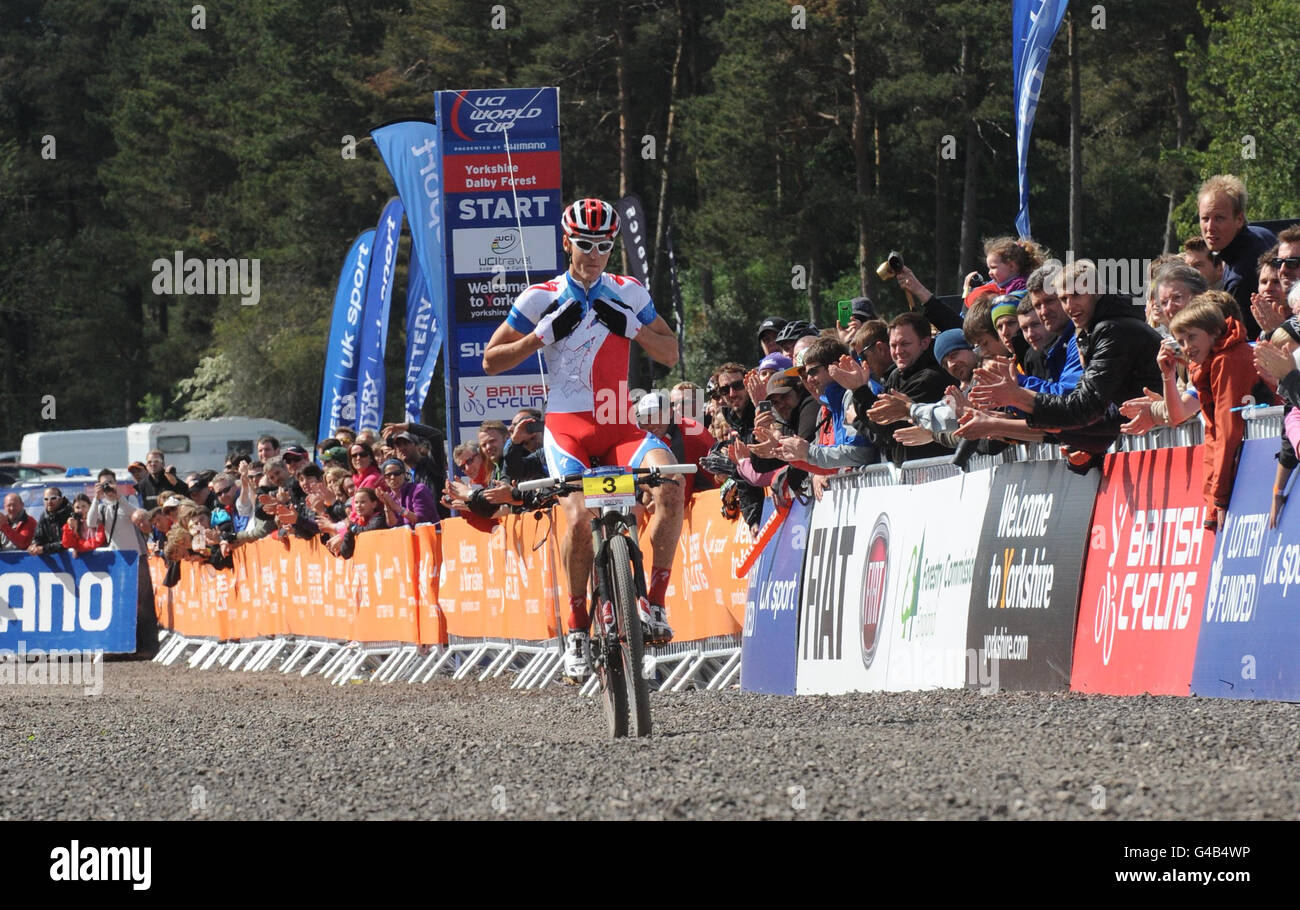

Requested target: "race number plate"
[{"left": 582, "top": 467, "right": 636, "bottom": 510}]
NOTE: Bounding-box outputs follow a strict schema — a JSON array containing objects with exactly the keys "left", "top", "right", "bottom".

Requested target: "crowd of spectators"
[
  {"left": 671, "top": 174, "right": 1300, "bottom": 535},
  {"left": 6, "top": 173, "right": 1295, "bottom": 579}
]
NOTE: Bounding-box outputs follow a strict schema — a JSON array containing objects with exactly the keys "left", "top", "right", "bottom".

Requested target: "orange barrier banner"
[
  {"left": 350, "top": 528, "right": 420, "bottom": 643},
  {"left": 663, "top": 489, "right": 750, "bottom": 640},
  {"left": 414, "top": 526, "right": 446, "bottom": 646},
  {"left": 155, "top": 495, "right": 747, "bottom": 646},
  {"left": 501, "top": 511, "right": 561, "bottom": 641},
  {"left": 435, "top": 518, "right": 491, "bottom": 639}
]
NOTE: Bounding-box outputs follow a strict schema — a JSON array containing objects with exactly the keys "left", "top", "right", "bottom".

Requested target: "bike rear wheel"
[{"left": 608, "top": 534, "right": 651, "bottom": 737}]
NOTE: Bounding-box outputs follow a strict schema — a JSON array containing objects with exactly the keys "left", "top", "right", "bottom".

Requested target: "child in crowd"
[
  {"left": 963, "top": 237, "right": 1047, "bottom": 304},
  {"left": 1162, "top": 299, "right": 1275, "bottom": 531}
]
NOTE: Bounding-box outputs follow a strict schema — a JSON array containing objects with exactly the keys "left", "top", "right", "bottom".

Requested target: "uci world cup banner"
[{"left": 434, "top": 87, "right": 563, "bottom": 444}]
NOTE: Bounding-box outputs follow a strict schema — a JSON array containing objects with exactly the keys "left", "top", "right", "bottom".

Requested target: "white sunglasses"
[{"left": 571, "top": 237, "right": 615, "bottom": 254}]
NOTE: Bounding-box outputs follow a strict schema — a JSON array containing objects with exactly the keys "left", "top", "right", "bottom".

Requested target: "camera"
[
  {"left": 525, "top": 419, "right": 544, "bottom": 434},
  {"left": 757, "top": 400, "right": 773, "bottom": 414},
  {"left": 875, "top": 251, "right": 905, "bottom": 280},
  {"left": 99, "top": 482, "right": 115, "bottom": 492}
]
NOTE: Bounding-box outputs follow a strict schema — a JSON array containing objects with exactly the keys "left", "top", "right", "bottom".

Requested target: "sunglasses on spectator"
[
  {"left": 1271, "top": 257, "right": 1300, "bottom": 269},
  {"left": 804, "top": 362, "right": 828, "bottom": 375},
  {"left": 43, "top": 495, "right": 61, "bottom": 501},
  {"left": 455, "top": 454, "right": 482, "bottom": 472},
  {"left": 350, "top": 451, "right": 369, "bottom": 460},
  {"left": 383, "top": 470, "right": 405, "bottom": 479},
  {"left": 571, "top": 237, "right": 615, "bottom": 254},
  {"left": 720, "top": 380, "right": 745, "bottom": 393}
]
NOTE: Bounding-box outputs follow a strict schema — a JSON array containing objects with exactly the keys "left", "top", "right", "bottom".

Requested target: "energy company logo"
[
  {"left": 860, "top": 514, "right": 890, "bottom": 669},
  {"left": 490, "top": 231, "right": 520, "bottom": 254},
  {"left": 899, "top": 531, "right": 926, "bottom": 640}
]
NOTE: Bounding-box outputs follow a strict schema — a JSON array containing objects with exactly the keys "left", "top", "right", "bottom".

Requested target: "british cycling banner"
[
  {"left": 1071, "top": 448, "right": 1211, "bottom": 695},
  {"left": 356, "top": 196, "right": 405, "bottom": 432},
  {"left": 317, "top": 229, "right": 375, "bottom": 441},
  {"left": 434, "top": 87, "right": 563, "bottom": 444}
]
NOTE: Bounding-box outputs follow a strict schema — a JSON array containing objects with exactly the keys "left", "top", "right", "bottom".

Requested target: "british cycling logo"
[
  {"left": 449, "top": 91, "right": 546, "bottom": 141},
  {"left": 490, "top": 231, "right": 520, "bottom": 254},
  {"left": 860, "top": 514, "right": 889, "bottom": 669}
]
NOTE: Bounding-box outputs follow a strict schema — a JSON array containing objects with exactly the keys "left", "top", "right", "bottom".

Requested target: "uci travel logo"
[
  {"left": 490, "top": 231, "right": 520, "bottom": 254},
  {"left": 860, "top": 514, "right": 890, "bottom": 669}
]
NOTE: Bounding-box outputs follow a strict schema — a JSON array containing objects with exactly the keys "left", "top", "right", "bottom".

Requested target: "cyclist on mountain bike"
[{"left": 482, "top": 198, "right": 684, "bottom": 680}]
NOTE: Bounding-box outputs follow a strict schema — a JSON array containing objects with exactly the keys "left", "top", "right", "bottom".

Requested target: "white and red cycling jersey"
[
  {"left": 506, "top": 271, "right": 658, "bottom": 415},
  {"left": 506, "top": 270, "right": 668, "bottom": 476}
]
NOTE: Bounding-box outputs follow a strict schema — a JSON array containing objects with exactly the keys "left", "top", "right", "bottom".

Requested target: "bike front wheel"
[{"left": 607, "top": 533, "right": 651, "bottom": 737}]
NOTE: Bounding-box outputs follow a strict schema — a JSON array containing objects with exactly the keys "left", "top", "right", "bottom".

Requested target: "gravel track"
[{"left": 3, "top": 661, "right": 1298, "bottom": 821}]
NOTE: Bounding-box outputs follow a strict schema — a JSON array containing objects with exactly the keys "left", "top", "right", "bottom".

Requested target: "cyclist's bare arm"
[
  {"left": 636, "top": 316, "right": 679, "bottom": 368},
  {"left": 482, "top": 322, "right": 543, "bottom": 376}
]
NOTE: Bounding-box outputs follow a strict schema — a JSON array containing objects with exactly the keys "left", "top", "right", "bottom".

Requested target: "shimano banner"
[
  {"left": 0, "top": 550, "right": 139, "bottom": 654},
  {"left": 317, "top": 229, "right": 375, "bottom": 441},
  {"left": 371, "top": 119, "right": 451, "bottom": 424},
  {"left": 1012, "top": 0, "right": 1068, "bottom": 238},
  {"left": 356, "top": 197, "right": 406, "bottom": 432},
  {"left": 403, "top": 248, "right": 442, "bottom": 423}
]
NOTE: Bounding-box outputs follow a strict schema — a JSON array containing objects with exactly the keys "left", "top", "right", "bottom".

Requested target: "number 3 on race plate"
[{"left": 582, "top": 467, "right": 636, "bottom": 510}]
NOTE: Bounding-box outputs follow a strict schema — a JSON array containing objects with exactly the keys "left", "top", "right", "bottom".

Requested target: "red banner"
[{"left": 1071, "top": 447, "right": 1211, "bottom": 695}]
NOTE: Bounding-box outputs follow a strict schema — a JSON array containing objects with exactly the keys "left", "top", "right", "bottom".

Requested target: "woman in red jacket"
[
  {"left": 60, "top": 494, "right": 107, "bottom": 554},
  {"left": 1163, "top": 299, "right": 1275, "bottom": 530},
  {"left": 348, "top": 442, "right": 383, "bottom": 491}
]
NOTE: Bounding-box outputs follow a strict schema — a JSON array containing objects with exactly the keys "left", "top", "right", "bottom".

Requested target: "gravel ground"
[{"left": 2, "top": 659, "right": 1298, "bottom": 821}]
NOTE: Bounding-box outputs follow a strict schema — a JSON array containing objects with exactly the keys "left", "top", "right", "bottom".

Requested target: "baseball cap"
[
  {"left": 850, "top": 296, "right": 876, "bottom": 322},
  {"left": 757, "top": 316, "right": 787, "bottom": 340},
  {"left": 387, "top": 431, "right": 415, "bottom": 444},
  {"left": 766, "top": 374, "right": 803, "bottom": 399},
  {"left": 758, "top": 352, "right": 793, "bottom": 374},
  {"left": 283, "top": 445, "right": 309, "bottom": 462}
]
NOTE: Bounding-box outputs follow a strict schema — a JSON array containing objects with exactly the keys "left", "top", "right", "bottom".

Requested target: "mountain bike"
[{"left": 519, "top": 463, "right": 696, "bottom": 738}]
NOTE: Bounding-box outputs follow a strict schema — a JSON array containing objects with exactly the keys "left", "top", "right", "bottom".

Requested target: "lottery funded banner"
[
  {"left": 966, "top": 460, "right": 1098, "bottom": 691},
  {"left": 1072, "top": 447, "right": 1211, "bottom": 695},
  {"left": 436, "top": 87, "right": 563, "bottom": 445},
  {"left": 1191, "top": 439, "right": 1300, "bottom": 700}
]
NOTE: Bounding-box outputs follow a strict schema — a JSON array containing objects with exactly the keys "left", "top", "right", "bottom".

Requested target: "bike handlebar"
[{"left": 517, "top": 463, "right": 697, "bottom": 493}]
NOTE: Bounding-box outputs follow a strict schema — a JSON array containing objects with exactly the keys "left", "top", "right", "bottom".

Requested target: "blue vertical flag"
[
  {"left": 370, "top": 119, "right": 450, "bottom": 419},
  {"left": 318, "top": 229, "right": 376, "bottom": 442},
  {"left": 356, "top": 197, "right": 405, "bottom": 432},
  {"left": 402, "top": 248, "right": 442, "bottom": 423},
  {"left": 1013, "top": 0, "right": 1069, "bottom": 238}
]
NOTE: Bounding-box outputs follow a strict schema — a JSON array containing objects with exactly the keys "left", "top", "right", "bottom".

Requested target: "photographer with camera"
[
  {"left": 465, "top": 408, "right": 550, "bottom": 515},
  {"left": 85, "top": 468, "right": 158, "bottom": 656}
]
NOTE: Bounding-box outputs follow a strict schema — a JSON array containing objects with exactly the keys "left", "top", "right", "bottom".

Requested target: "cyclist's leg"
[
  {"left": 617, "top": 430, "right": 683, "bottom": 612},
  {"left": 544, "top": 416, "right": 595, "bottom": 632}
]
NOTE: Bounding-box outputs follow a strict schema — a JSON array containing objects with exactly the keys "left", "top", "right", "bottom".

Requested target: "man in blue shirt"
[{"left": 1198, "top": 174, "right": 1276, "bottom": 337}]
